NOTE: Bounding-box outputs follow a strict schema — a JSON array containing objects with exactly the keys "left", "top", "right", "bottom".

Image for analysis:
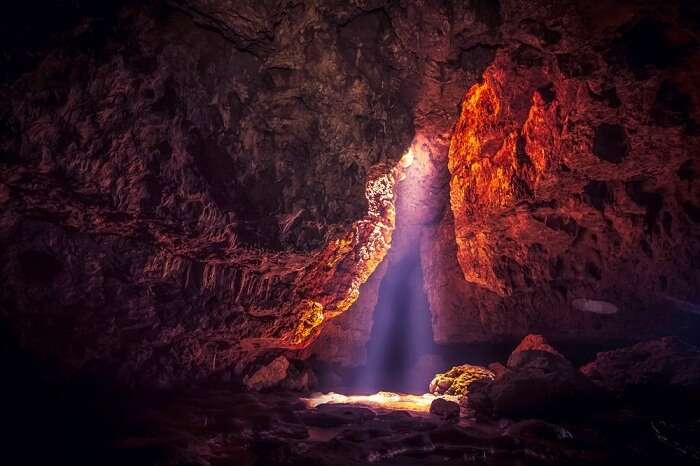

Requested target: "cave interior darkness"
[{"left": 3, "top": 0, "right": 700, "bottom": 465}]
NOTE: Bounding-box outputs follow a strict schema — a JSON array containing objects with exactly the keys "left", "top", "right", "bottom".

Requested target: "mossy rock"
[{"left": 429, "top": 364, "right": 495, "bottom": 396}]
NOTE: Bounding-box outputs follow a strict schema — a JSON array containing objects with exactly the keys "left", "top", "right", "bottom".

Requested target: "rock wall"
[
  {"left": 1, "top": 0, "right": 698, "bottom": 388},
  {"left": 0, "top": 0, "right": 500, "bottom": 384},
  {"left": 445, "top": 0, "right": 700, "bottom": 342}
]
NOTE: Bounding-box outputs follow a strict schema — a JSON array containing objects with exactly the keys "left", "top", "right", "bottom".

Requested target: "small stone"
[{"left": 429, "top": 398, "right": 460, "bottom": 420}]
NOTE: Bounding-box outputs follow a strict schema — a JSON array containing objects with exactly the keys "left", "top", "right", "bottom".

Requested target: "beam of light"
[
  {"left": 353, "top": 139, "right": 440, "bottom": 395},
  {"left": 301, "top": 391, "right": 458, "bottom": 413}
]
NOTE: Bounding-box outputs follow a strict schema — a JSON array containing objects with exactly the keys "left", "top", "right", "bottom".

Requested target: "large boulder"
[
  {"left": 580, "top": 337, "right": 700, "bottom": 411},
  {"left": 467, "top": 335, "right": 598, "bottom": 419},
  {"left": 429, "top": 364, "right": 495, "bottom": 396}
]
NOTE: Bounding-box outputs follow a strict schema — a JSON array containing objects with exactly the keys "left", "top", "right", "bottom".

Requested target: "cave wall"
[
  {"left": 0, "top": 0, "right": 500, "bottom": 385},
  {"left": 443, "top": 0, "right": 700, "bottom": 343},
  {"left": 1, "top": 0, "right": 699, "bottom": 388},
  {"left": 0, "top": 0, "right": 412, "bottom": 386}
]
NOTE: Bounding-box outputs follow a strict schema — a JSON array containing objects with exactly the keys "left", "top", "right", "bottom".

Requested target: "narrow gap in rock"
[{"left": 358, "top": 243, "right": 435, "bottom": 393}]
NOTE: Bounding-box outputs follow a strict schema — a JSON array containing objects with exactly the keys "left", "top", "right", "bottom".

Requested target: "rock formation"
[
  {"left": 429, "top": 364, "right": 495, "bottom": 396},
  {"left": 1, "top": 0, "right": 699, "bottom": 390},
  {"left": 466, "top": 334, "right": 598, "bottom": 419},
  {"left": 581, "top": 336, "right": 700, "bottom": 410},
  {"left": 445, "top": 0, "right": 700, "bottom": 343}
]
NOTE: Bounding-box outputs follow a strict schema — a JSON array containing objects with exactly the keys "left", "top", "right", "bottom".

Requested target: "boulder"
[
  {"left": 580, "top": 337, "right": 700, "bottom": 410},
  {"left": 429, "top": 398, "right": 460, "bottom": 420},
  {"left": 429, "top": 364, "right": 495, "bottom": 396},
  {"left": 466, "top": 335, "right": 598, "bottom": 419}
]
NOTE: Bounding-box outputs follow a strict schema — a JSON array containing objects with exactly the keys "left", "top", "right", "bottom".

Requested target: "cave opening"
[{"left": 356, "top": 243, "right": 436, "bottom": 394}]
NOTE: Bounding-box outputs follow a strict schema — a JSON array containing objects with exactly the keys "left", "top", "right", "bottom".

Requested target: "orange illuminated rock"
[
  {"left": 446, "top": 6, "right": 700, "bottom": 341},
  {"left": 507, "top": 334, "right": 563, "bottom": 368}
]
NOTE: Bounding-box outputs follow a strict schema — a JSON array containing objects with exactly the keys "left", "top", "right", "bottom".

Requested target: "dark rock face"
[
  {"left": 445, "top": 0, "right": 700, "bottom": 345},
  {"left": 1, "top": 0, "right": 699, "bottom": 390},
  {"left": 592, "top": 123, "right": 629, "bottom": 163},
  {"left": 581, "top": 336, "right": 700, "bottom": 410},
  {"left": 57, "top": 388, "right": 695, "bottom": 466},
  {"left": 0, "top": 0, "right": 502, "bottom": 385},
  {"left": 468, "top": 335, "right": 598, "bottom": 419},
  {"left": 429, "top": 397, "right": 460, "bottom": 420}
]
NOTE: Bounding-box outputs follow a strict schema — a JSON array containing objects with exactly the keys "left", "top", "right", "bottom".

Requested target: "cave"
[
  {"left": 359, "top": 243, "right": 435, "bottom": 393},
  {"left": 3, "top": 1, "right": 700, "bottom": 465}
]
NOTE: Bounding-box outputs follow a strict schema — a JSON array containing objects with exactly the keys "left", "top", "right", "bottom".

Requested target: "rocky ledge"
[{"left": 464, "top": 334, "right": 700, "bottom": 421}]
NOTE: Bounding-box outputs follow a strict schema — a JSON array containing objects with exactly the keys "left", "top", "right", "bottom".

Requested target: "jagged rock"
[
  {"left": 467, "top": 336, "right": 598, "bottom": 419},
  {"left": 446, "top": 1, "right": 700, "bottom": 344},
  {"left": 244, "top": 356, "right": 289, "bottom": 391},
  {"left": 488, "top": 362, "right": 506, "bottom": 378},
  {"left": 429, "top": 364, "right": 495, "bottom": 396},
  {"left": 580, "top": 337, "right": 700, "bottom": 409},
  {"left": 1, "top": 0, "right": 699, "bottom": 392},
  {"left": 506, "top": 334, "right": 569, "bottom": 371},
  {"left": 429, "top": 398, "right": 460, "bottom": 420},
  {"left": 0, "top": 0, "right": 502, "bottom": 387},
  {"left": 508, "top": 334, "right": 563, "bottom": 365}
]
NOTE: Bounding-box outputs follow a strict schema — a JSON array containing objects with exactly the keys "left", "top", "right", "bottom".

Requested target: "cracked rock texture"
[
  {"left": 442, "top": 0, "right": 700, "bottom": 343},
  {"left": 0, "top": 0, "right": 499, "bottom": 385},
  {"left": 1, "top": 0, "right": 700, "bottom": 388}
]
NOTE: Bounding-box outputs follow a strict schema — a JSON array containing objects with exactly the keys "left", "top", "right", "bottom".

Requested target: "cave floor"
[{"left": 87, "top": 389, "right": 700, "bottom": 466}]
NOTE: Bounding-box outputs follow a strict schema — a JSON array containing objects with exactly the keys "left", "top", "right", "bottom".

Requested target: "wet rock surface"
[
  {"left": 13, "top": 387, "right": 695, "bottom": 466},
  {"left": 5, "top": 330, "right": 700, "bottom": 466}
]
